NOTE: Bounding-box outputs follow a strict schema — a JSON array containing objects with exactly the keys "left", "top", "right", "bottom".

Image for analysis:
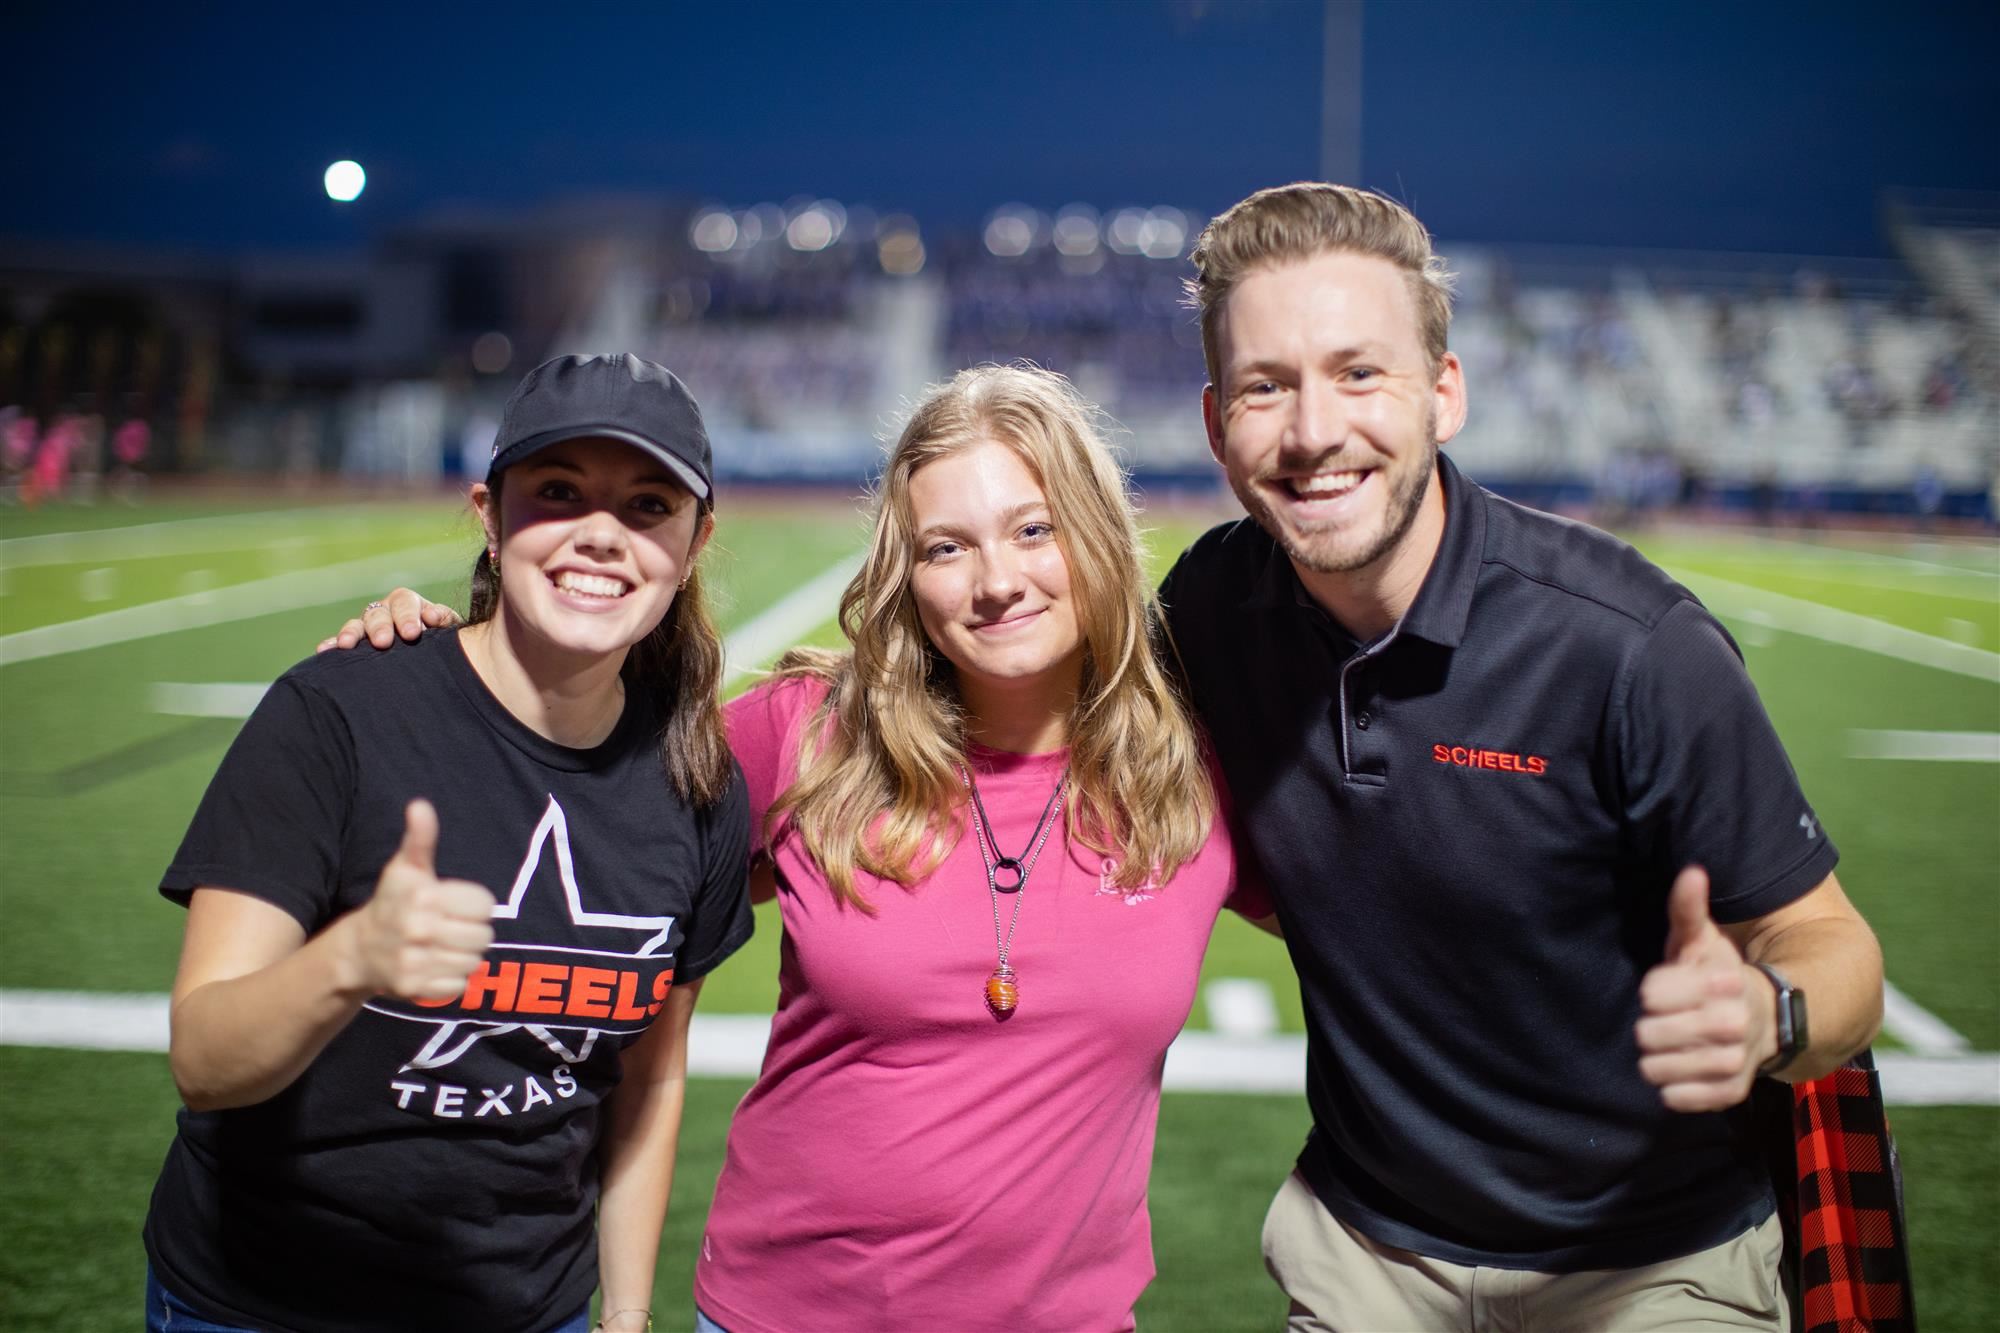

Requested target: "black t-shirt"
[
  {"left": 144, "top": 628, "right": 752, "bottom": 1333},
  {"left": 1159, "top": 453, "right": 1837, "bottom": 1271}
]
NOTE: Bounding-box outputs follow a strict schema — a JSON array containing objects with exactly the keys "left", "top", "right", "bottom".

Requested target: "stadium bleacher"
[{"left": 5, "top": 195, "right": 1997, "bottom": 516}]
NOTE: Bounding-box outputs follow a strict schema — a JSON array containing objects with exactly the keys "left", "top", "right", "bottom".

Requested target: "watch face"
[
  {"left": 1785, "top": 986, "right": 1809, "bottom": 1057},
  {"left": 1756, "top": 964, "right": 1806, "bottom": 1075}
]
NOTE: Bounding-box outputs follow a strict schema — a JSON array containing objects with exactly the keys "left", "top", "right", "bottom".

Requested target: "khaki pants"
[{"left": 1261, "top": 1171, "right": 1789, "bottom": 1333}]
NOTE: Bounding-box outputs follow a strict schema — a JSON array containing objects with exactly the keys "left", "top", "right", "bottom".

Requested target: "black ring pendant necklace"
[{"left": 963, "top": 765, "right": 1068, "bottom": 1017}]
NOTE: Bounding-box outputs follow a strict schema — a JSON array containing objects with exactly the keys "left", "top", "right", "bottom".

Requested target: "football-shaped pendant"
[{"left": 984, "top": 965, "right": 1019, "bottom": 1015}]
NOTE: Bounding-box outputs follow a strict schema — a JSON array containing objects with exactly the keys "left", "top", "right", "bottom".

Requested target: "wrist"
[
  {"left": 595, "top": 1310, "right": 651, "bottom": 1332},
  {"left": 324, "top": 912, "right": 378, "bottom": 1001},
  {"left": 1749, "top": 961, "right": 1808, "bottom": 1076}
]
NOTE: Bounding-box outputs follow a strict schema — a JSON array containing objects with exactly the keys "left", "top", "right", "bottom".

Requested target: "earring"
[{"left": 487, "top": 547, "right": 498, "bottom": 566}]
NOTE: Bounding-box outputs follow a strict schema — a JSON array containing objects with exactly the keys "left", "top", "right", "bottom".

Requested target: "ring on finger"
[{"left": 365, "top": 601, "right": 387, "bottom": 610}]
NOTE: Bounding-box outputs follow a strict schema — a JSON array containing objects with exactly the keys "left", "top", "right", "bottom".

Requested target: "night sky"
[{"left": 5, "top": 0, "right": 1997, "bottom": 259}]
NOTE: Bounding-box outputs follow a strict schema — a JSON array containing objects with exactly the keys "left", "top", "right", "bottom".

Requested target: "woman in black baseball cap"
[{"left": 143, "top": 355, "right": 751, "bottom": 1333}]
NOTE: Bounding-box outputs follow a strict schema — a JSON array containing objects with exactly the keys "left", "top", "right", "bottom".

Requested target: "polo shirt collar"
[
  {"left": 1394, "top": 451, "right": 1484, "bottom": 649},
  {"left": 1238, "top": 451, "right": 1486, "bottom": 649}
]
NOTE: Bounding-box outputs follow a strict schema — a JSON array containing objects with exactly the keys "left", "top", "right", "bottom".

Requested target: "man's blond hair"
[{"left": 1186, "top": 182, "right": 1456, "bottom": 387}]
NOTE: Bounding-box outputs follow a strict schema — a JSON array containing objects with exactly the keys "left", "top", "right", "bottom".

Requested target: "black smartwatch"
[{"left": 1752, "top": 962, "right": 1809, "bottom": 1077}]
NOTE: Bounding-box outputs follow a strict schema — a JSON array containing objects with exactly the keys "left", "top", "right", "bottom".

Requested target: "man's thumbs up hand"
[{"left": 1636, "top": 866, "right": 1773, "bottom": 1113}]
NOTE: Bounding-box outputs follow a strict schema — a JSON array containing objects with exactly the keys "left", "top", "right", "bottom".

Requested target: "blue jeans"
[
  {"left": 695, "top": 1310, "right": 731, "bottom": 1333},
  {"left": 145, "top": 1265, "right": 591, "bottom": 1332}
]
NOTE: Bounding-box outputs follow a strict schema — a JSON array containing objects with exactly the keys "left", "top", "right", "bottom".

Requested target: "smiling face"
[
  {"left": 473, "top": 435, "right": 711, "bottom": 665},
  {"left": 905, "top": 439, "right": 1084, "bottom": 711},
  {"left": 1204, "top": 249, "right": 1466, "bottom": 591}
]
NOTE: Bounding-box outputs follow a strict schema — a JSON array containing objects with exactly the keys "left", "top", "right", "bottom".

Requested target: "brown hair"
[
  {"left": 1186, "top": 181, "right": 1456, "bottom": 385},
  {"left": 468, "top": 475, "right": 733, "bottom": 807},
  {"left": 769, "top": 364, "right": 1213, "bottom": 910}
]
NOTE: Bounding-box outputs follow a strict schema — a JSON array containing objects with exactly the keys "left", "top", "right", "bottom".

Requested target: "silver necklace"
[{"left": 962, "top": 765, "right": 1067, "bottom": 1018}]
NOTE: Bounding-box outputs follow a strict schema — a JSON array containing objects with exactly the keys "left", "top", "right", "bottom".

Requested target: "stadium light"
[
  {"left": 1140, "top": 206, "right": 1188, "bottom": 259},
  {"left": 746, "top": 204, "right": 787, "bottom": 246},
  {"left": 1053, "top": 205, "right": 1101, "bottom": 257},
  {"left": 984, "top": 204, "right": 1039, "bottom": 258},
  {"left": 691, "top": 208, "right": 739, "bottom": 253},
  {"left": 1105, "top": 207, "right": 1147, "bottom": 255},
  {"left": 877, "top": 214, "right": 925, "bottom": 275},
  {"left": 786, "top": 201, "right": 844, "bottom": 252},
  {"left": 323, "top": 160, "right": 366, "bottom": 203}
]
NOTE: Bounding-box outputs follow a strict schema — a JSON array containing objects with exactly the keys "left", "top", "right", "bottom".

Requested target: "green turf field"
[{"left": 2, "top": 492, "right": 1996, "bottom": 1328}]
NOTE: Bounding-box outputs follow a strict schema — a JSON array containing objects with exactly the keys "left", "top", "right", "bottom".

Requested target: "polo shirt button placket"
[{"left": 1335, "top": 638, "right": 1391, "bottom": 785}]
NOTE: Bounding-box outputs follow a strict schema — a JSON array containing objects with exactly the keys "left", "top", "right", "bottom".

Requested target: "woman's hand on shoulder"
[{"left": 315, "top": 587, "right": 459, "bottom": 654}]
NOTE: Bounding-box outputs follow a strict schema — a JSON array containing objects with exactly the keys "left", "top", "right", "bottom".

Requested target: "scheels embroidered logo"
[{"left": 1432, "top": 743, "right": 1549, "bottom": 777}]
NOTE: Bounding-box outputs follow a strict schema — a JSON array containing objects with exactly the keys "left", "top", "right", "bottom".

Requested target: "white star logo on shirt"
[{"left": 362, "top": 794, "right": 679, "bottom": 1072}]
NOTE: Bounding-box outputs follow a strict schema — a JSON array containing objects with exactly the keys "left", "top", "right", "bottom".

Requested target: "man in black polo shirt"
[{"left": 1160, "top": 183, "right": 1884, "bottom": 1330}]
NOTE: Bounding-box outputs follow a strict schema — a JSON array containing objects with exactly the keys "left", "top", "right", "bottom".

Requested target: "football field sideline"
[{"left": 2, "top": 987, "right": 1993, "bottom": 1105}]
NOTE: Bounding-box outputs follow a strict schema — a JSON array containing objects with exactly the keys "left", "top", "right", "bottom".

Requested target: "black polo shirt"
[{"left": 1159, "top": 452, "right": 1838, "bottom": 1271}]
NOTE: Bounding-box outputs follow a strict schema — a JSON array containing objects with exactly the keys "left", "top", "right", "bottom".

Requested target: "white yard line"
[
  {"left": 0, "top": 992, "right": 779, "bottom": 1075},
  {"left": 1665, "top": 567, "right": 2000, "bottom": 683},
  {"left": 0, "top": 542, "right": 466, "bottom": 667},
  {"left": 1881, "top": 981, "right": 1974, "bottom": 1056},
  {"left": 1717, "top": 565, "right": 2000, "bottom": 599},
  {"left": 132, "top": 551, "right": 875, "bottom": 714},
  {"left": 0, "top": 991, "right": 171, "bottom": 1052},
  {"left": 1161, "top": 1032, "right": 1307, "bottom": 1093},
  {"left": 149, "top": 683, "right": 274, "bottom": 718},
  {"left": 1874, "top": 1053, "right": 2000, "bottom": 1106},
  {"left": 721, "top": 550, "right": 868, "bottom": 683},
  {"left": 0, "top": 509, "right": 348, "bottom": 566},
  {"left": 6, "top": 989, "right": 1993, "bottom": 1104},
  {"left": 1737, "top": 534, "right": 2000, "bottom": 580},
  {"left": 1849, "top": 730, "right": 2000, "bottom": 762},
  {"left": 684, "top": 1013, "right": 774, "bottom": 1077},
  {"left": 1204, "top": 978, "right": 1281, "bottom": 1038}
]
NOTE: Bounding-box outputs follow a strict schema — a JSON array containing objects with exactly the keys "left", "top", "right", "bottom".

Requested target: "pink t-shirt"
[{"left": 696, "top": 677, "right": 1264, "bottom": 1333}]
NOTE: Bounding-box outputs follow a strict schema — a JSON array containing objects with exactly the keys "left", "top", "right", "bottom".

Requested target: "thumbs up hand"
[
  {"left": 349, "top": 800, "right": 497, "bottom": 1001},
  {"left": 1635, "top": 866, "right": 1774, "bottom": 1113}
]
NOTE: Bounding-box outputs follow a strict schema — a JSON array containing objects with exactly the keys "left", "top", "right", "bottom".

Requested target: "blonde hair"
[
  {"left": 1186, "top": 181, "right": 1456, "bottom": 385},
  {"left": 770, "top": 364, "right": 1213, "bottom": 909}
]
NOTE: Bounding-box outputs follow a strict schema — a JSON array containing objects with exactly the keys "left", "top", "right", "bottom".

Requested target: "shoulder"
[
  {"left": 1473, "top": 489, "right": 1693, "bottom": 636},
  {"left": 724, "top": 673, "right": 837, "bottom": 782},
  {"left": 275, "top": 629, "right": 454, "bottom": 710},
  {"left": 1159, "top": 518, "right": 1283, "bottom": 616},
  {"left": 725, "top": 672, "right": 834, "bottom": 736},
  {"left": 701, "top": 755, "right": 752, "bottom": 829}
]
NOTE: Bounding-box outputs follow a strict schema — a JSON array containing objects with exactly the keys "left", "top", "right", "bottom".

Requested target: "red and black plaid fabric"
[{"left": 1758, "top": 1048, "right": 1916, "bottom": 1333}]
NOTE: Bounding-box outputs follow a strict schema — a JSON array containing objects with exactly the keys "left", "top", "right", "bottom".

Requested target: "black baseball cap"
[{"left": 488, "top": 353, "right": 713, "bottom": 499}]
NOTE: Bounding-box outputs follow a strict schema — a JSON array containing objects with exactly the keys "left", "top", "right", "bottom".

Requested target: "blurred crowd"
[{"left": 4, "top": 202, "right": 1996, "bottom": 522}]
